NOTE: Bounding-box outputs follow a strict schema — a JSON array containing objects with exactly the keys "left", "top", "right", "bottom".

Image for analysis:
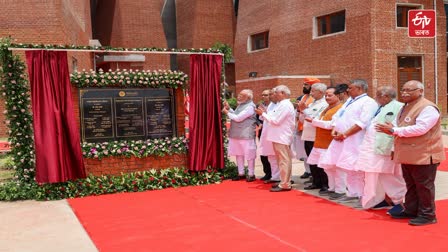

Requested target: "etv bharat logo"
[{"left": 408, "top": 10, "right": 436, "bottom": 38}]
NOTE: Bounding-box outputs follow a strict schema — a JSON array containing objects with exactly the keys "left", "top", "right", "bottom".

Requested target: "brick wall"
[
  {"left": 84, "top": 154, "right": 187, "bottom": 176},
  {"left": 92, "top": 0, "right": 170, "bottom": 71},
  {"left": 371, "top": 0, "right": 447, "bottom": 112},
  {"left": 236, "top": 77, "right": 332, "bottom": 104},
  {"left": 0, "top": 0, "right": 93, "bottom": 138},
  {"left": 234, "top": 0, "right": 447, "bottom": 113},
  {"left": 176, "top": 0, "right": 235, "bottom": 76}
]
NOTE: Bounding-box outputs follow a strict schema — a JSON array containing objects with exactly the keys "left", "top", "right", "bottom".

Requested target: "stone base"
[{"left": 84, "top": 154, "right": 188, "bottom": 176}]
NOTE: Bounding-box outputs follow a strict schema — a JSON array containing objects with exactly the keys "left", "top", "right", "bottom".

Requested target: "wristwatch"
[{"left": 389, "top": 128, "right": 394, "bottom": 134}]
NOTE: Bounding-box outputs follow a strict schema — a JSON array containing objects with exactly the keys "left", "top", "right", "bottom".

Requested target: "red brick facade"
[
  {"left": 175, "top": 0, "right": 235, "bottom": 78},
  {"left": 92, "top": 0, "right": 170, "bottom": 71},
  {"left": 234, "top": 0, "right": 447, "bottom": 113},
  {"left": 85, "top": 154, "right": 187, "bottom": 176},
  {"left": 0, "top": 0, "right": 93, "bottom": 137}
]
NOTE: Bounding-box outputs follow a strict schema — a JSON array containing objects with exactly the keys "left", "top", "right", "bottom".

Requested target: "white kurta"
[
  {"left": 321, "top": 94, "right": 378, "bottom": 171},
  {"left": 356, "top": 114, "right": 406, "bottom": 208},
  {"left": 307, "top": 147, "right": 326, "bottom": 165},
  {"left": 301, "top": 98, "right": 328, "bottom": 142},
  {"left": 356, "top": 117, "right": 399, "bottom": 173},
  {"left": 258, "top": 102, "right": 277, "bottom": 156},
  {"left": 262, "top": 99, "right": 296, "bottom": 146}
]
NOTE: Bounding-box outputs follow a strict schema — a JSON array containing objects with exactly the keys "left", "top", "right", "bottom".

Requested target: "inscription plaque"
[
  {"left": 79, "top": 88, "right": 176, "bottom": 142},
  {"left": 146, "top": 97, "right": 174, "bottom": 138}
]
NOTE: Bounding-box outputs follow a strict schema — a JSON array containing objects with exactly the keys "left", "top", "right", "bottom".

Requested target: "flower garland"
[
  {"left": 9, "top": 43, "right": 223, "bottom": 54},
  {"left": 71, "top": 69, "right": 188, "bottom": 89},
  {"left": 0, "top": 39, "right": 35, "bottom": 183},
  {"left": 82, "top": 137, "right": 188, "bottom": 159}
]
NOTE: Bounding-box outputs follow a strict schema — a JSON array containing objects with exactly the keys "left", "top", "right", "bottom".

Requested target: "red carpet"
[
  {"left": 439, "top": 148, "right": 448, "bottom": 171},
  {"left": 69, "top": 181, "right": 448, "bottom": 252}
]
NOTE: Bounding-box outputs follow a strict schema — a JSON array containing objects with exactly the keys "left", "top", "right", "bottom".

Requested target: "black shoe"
[
  {"left": 318, "top": 187, "right": 329, "bottom": 195},
  {"left": 304, "top": 184, "right": 320, "bottom": 190},
  {"left": 371, "top": 200, "right": 392, "bottom": 210},
  {"left": 300, "top": 172, "right": 311, "bottom": 179},
  {"left": 390, "top": 211, "right": 417, "bottom": 219},
  {"left": 260, "top": 176, "right": 271, "bottom": 181},
  {"left": 270, "top": 186, "right": 292, "bottom": 192},
  {"left": 408, "top": 217, "right": 437, "bottom": 226},
  {"left": 246, "top": 176, "right": 256, "bottom": 182},
  {"left": 264, "top": 179, "right": 280, "bottom": 184},
  {"left": 232, "top": 175, "right": 246, "bottom": 181},
  {"left": 271, "top": 183, "right": 280, "bottom": 188},
  {"left": 329, "top": 192, "right": 345, "bottom": 200}
]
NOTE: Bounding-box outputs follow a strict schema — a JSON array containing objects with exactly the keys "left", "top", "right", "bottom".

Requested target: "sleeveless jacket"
[
  {"left": 394, "top": 98, "right": 445, "bottom": 165},
  {"left": 228, "top": 101, "right": 257, "bottom": 139}
]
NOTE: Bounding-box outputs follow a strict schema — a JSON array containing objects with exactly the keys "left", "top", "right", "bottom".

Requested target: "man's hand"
[
  {"left": 255, "top": 106, "right": 266, "bottom": 115},
  {"left": 223, "top": 101, "right": 230, "bottom": 110},
  {"left": 304, "top": 117, "right": 313, "bottom": 123},
  {"left": 222, "top": 108, "right": 229, "bottom": 114},
  {"left": 331, "top": 130, "right": 346, "bottom": 141},
  {"left": 375, "top": 122, "right": 394, "bottom": 135},
  {"left": 297, "top": 100, "right": 307, "bottom": 112}
]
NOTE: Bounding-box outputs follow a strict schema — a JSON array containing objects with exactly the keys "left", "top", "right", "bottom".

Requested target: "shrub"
[{"left": 0, "top": 161, "right": 237, "bottom": 201}]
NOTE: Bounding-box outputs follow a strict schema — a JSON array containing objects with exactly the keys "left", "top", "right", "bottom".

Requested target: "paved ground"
[{"left": 1, "top": 136, "right": 448, "bottom": 252}]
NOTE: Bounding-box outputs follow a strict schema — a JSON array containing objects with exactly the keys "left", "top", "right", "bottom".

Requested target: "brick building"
[
  {"left": 234, "top": 0, "right": 447, "bottom": 113},
  {"left": 0, "top": 0, "right": 236, "bottom": 138},
  {"left": 0, "top": 0, "right": 93, "bottom": 137}
]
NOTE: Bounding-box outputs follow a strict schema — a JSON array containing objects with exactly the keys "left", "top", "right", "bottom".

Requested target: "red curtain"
[
  {"left": 188, "top": 55, "right": 224, "bottom": 171},
  {"left": 26, "top": 50, "right": 86, "bottom": 183}
]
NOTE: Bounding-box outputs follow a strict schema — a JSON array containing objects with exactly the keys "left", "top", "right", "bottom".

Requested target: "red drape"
[
  {"left": 26, "top": 50, "right": 86, "bottom": 183},
  {"left": 188, "top": 55, "right": 224, "bottom": 171}
]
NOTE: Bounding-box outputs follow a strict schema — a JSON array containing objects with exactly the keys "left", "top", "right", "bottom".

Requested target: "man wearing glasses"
[{"left": 376, "top": 80, "right": 445, "bottom": 226}]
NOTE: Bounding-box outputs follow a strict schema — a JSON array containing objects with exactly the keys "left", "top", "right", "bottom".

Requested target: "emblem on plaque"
[{"left": 118, "top": 91, "right": 126, "bottom": 97}]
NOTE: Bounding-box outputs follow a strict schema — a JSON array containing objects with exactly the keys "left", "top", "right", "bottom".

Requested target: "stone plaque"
[
  {"left": 81, "top": 98, "right": 114, "bottom": 141},
  {"left": 79, "top": 88, "right": 176, "bottom": 142},
  {"left": 146, "top": 97, "right": 175, "bottom": 139},
  {"left": 114, "top": 98, "right": 145, "bottom": 138}
]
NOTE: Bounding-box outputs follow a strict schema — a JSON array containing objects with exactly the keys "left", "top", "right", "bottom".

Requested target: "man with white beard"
[{"left": 223, "top": 89, "right": 258, "bottom": 182}]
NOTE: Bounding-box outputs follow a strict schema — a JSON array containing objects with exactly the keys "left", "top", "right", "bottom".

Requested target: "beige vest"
[{"left": 394, "top": 98, "right": 445, "bottom": 165}]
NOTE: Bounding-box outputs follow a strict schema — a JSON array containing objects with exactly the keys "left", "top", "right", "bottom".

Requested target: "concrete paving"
[
  {"left": 1, "top": 135, "right": 448, "bottom": 251},
  {"left": 0, "top": 200, "right": 97, "bottom": 252}
]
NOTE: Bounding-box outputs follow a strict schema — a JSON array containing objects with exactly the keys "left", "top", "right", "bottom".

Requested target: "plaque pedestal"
[{"left": 84, "top": 154, "right": 188, "bottom": 176}]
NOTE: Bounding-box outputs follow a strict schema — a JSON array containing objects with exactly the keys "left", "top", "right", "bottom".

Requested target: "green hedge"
[{"left": 0, "top": 161, "right": 237, "bottom": 201}]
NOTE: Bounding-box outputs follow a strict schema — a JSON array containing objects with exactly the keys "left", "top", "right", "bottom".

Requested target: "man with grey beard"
[{"left": 223, "top": 89, "right": 258, "bottom": 182}]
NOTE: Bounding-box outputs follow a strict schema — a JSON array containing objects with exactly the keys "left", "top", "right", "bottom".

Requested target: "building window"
[
  {"left": 250, "top": 31, "right": 269, "bottom": 51},
  {"left": 316, "top": 10, "right": 345, "bottom": 36},
  {"left": 396, "top": 5, "right": 420, "bottom": 27},
  {"left": 397, "top": 56, "right": 422, "bottom": 91}
]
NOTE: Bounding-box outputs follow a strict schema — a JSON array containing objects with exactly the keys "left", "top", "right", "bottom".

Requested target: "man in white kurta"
[
  {"left": 223, "top": 89, "right": 257, "bottom": 182},
  {"left": 356, "top": 86, "right": 406, "bottom": 209},
  {"left": 320, "top": 79, "right": 378, "bottom": 201},
  {"left": 300, "top": 83, "right": 328, "bottom": 190},
  {"left": 259, "top": 89, "right": 280, "bottom": 182},
  {"left": 256, "top": 85, "right": 296, "bottom": 191}
]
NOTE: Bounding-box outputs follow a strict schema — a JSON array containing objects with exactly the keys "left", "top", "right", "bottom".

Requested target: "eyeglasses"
[
  {"left": 262, "top": 94, "right": 269, "bottom": 96},
  {"left": 400, "top": 88, "right": 421, "bottom": 93}
]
